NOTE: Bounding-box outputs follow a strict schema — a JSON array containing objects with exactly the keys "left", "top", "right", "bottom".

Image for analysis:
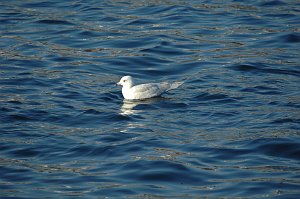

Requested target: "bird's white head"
[{"left": 117, "top": 76, "right": 134, "bottom": 88}]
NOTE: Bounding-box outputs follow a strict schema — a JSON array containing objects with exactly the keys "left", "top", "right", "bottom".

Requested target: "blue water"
[{"left": 1, "top": 0, "right": 300, "bottom": 198}]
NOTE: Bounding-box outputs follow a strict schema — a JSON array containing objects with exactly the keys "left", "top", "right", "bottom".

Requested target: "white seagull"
[{"left": 117, "top": 76, "right": 183, "bottom": 100}]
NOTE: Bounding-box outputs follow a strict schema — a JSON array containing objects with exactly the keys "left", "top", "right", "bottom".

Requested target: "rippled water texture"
[{"left": 1, "top": 0, "right": 300, "bottom": 198}]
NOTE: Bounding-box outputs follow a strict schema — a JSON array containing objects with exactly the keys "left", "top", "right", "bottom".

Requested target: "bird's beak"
[{"left": 116, "top": 82, "right": 121, "bottom": 86}]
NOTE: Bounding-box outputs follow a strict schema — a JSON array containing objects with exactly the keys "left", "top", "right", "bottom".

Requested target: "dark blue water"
[{"left": 1, "top": 0, "right": 300, "bottom": 198}]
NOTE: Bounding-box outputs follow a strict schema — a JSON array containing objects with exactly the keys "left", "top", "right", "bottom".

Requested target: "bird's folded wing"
[{"left": 131, "top": 83, "right": 169, "bottom": 99}]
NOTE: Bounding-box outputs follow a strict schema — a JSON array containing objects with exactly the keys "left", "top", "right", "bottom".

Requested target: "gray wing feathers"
[
  {"left": 131, "top": 81, "right": 183, "bottom": 99},
  {"left": 131, "top": 84, "right": 163, "bottom": 99}
]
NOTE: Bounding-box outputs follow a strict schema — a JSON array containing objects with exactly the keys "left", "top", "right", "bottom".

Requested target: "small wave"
[
  {"left": 281, "top": 33, "right": 300, "bottom": 43},
  {"left": 36, "top": 19, "right": 74, "bottom": 25},
  {"left": 260, "top": 0, "right": 286, "bottom": 6},
  {"left": 249, "top": 138, "right": 300, "bottom": 161},
  {"left": 229, "top": 64, "right": 300, "bottom": 77}
]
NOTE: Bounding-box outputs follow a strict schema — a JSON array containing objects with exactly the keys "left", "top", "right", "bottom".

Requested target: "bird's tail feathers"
[{"left": 167, "top": 81, "right": 184, "bottom": 91}]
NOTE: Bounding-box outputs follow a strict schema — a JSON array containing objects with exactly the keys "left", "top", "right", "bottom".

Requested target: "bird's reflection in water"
[{"left": 120, "top": 97, "right": 168, "bottom": 116}]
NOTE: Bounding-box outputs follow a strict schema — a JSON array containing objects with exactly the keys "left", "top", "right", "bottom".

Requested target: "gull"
[{"left": 117, "top": 76, "right": 183, "bottom": 100}]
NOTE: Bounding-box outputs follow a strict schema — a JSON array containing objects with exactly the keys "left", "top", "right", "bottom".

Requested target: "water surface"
[{"left": 1, "top": 0, "right": 300, "bottom": 198}]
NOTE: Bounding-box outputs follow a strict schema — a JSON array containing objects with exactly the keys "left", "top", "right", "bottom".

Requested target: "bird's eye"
[{"left": 123, "top": 80, "right": 126, "bottom": 82}]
